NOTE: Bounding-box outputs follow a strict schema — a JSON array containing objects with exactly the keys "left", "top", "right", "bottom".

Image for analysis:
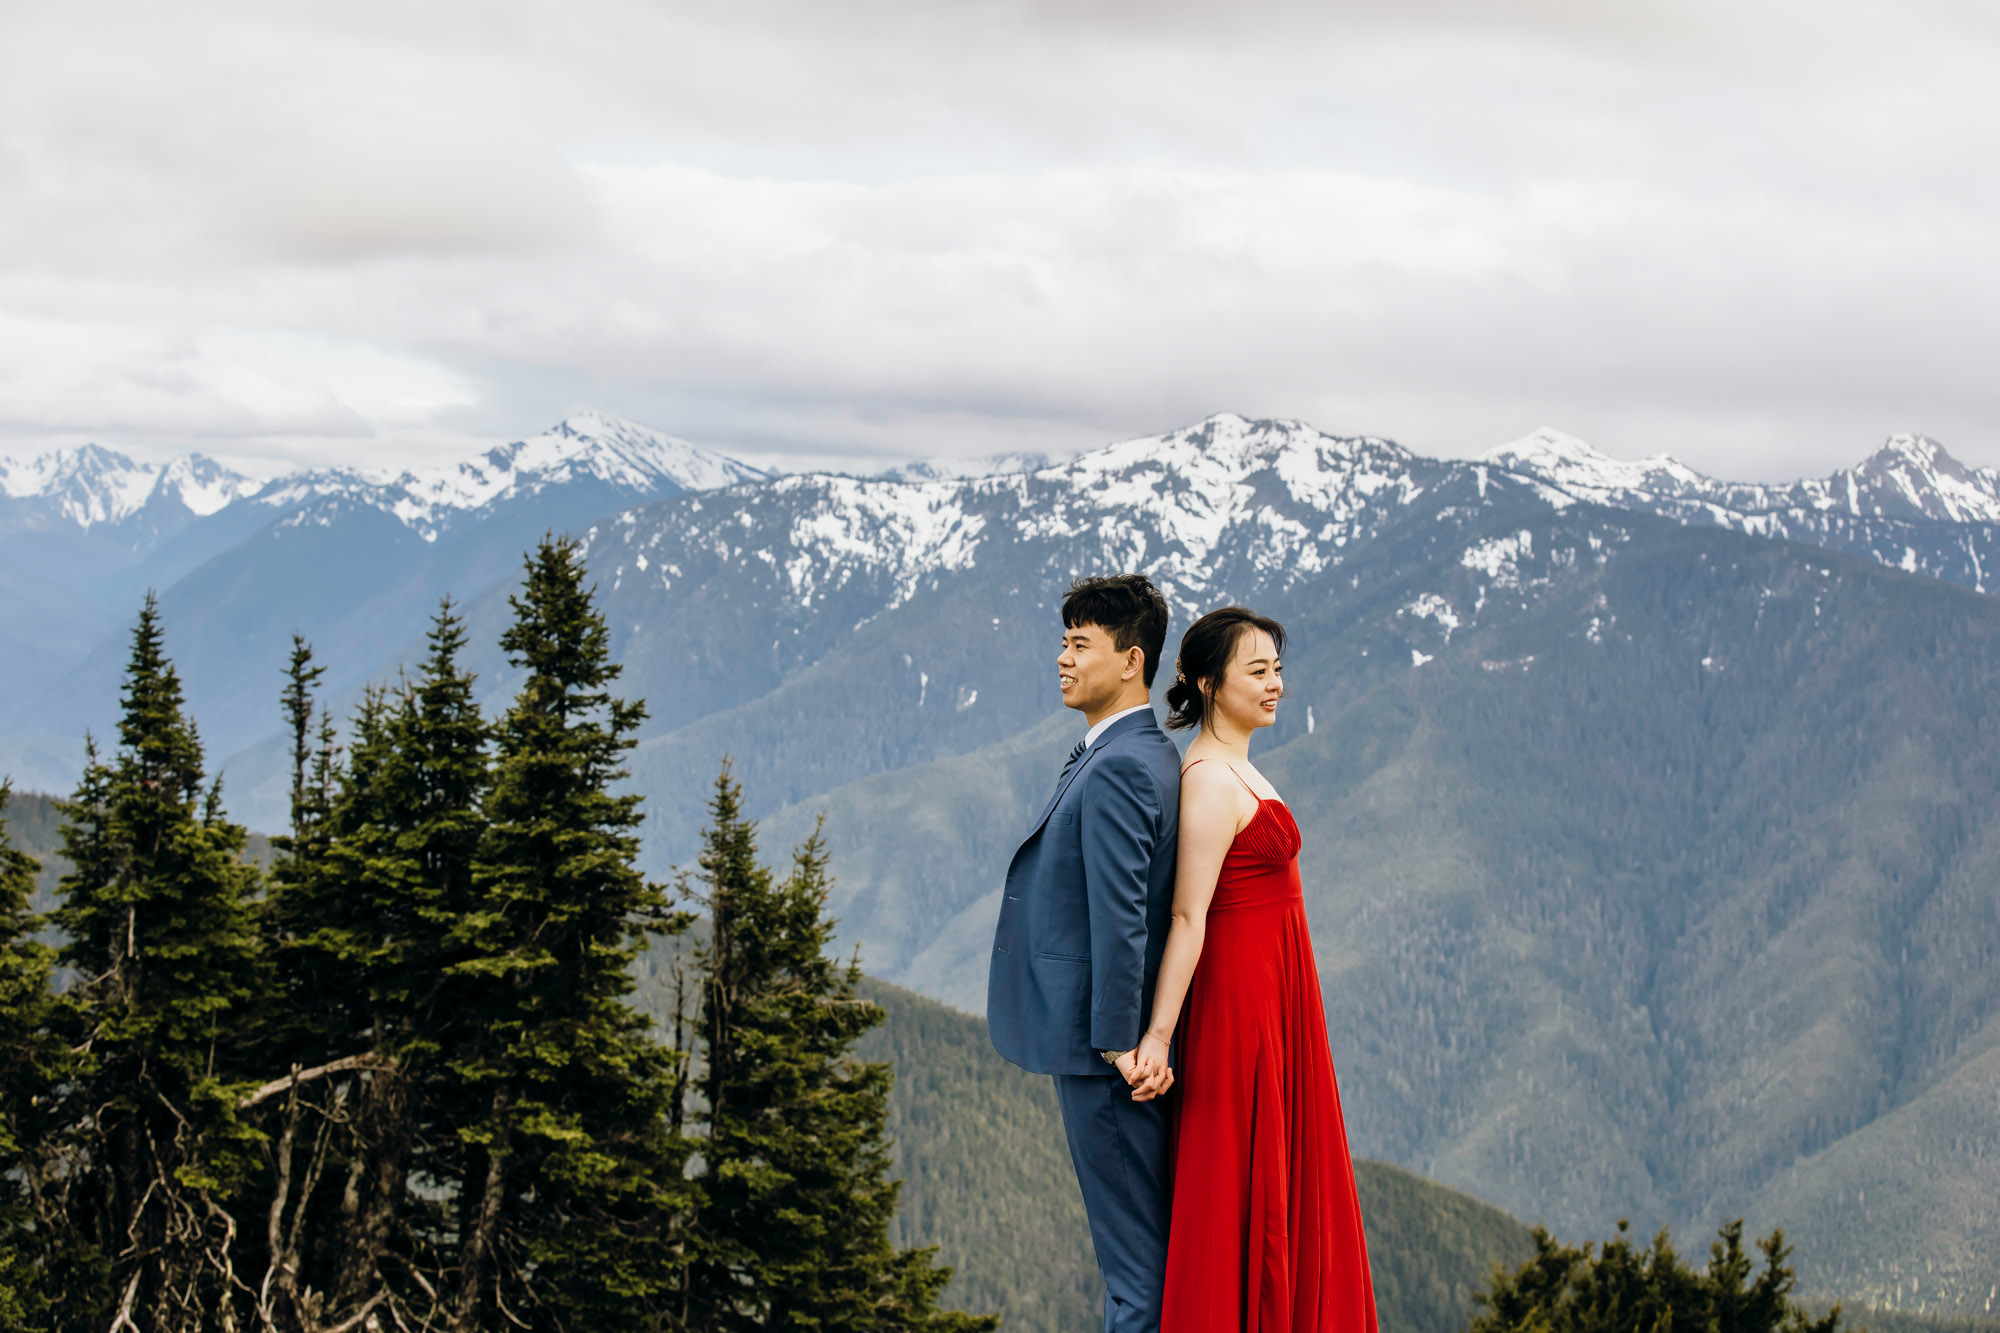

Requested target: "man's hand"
[
  {"left": 1112, "top": 1048, "right": 1142, "bottom": 1085},
  {"left": 1128, "top": 1033, "right": 1174, "bottom": 1102}
]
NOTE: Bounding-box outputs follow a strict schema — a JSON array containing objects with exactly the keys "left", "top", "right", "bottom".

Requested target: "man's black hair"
[{"left": 1061, "top": 574, "right": 1171, "bottom": 689}]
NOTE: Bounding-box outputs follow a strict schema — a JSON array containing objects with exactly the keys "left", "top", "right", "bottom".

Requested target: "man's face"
[{"left": 1057, "top": 622, "right": 1137, "bottom": 715}]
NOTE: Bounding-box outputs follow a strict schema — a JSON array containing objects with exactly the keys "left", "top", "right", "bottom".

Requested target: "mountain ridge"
[
  {"left": 1482, "top": 427, "right": 2000, "bottom": 526},
  {"left": 0, "top": 411, "right": 768, "bottom": 541},
  {"left": 0, "top": 412, "right": 773, "bottom": 796},
  {"left": 0, "top": 441, "right": 261, "bottom": 530},
  {"left": 1483, "top": 428, "right": 2000, "bottom": 592}
]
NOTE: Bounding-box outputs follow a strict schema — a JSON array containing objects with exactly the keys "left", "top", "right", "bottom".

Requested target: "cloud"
[{"left": 1, "top": 0, "right": 1997, "bottom": 479}]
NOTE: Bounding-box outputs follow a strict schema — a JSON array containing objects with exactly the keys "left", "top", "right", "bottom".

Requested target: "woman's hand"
[{"left": 1128, "top": 1033, "right": 1174, "bottom": 1102}]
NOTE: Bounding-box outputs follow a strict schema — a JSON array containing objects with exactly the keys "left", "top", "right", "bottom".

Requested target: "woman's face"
[{"left": 1208, "top": 628, "right": 1282, "bottom": 734}]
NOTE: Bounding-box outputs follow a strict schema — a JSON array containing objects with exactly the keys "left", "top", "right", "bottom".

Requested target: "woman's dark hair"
[
  {"left": 1062, "top": 574, "right": 1171, "bottom": 688},
  {"left": 1165, "top": 606, "right": 1286, "bottom": 732}
]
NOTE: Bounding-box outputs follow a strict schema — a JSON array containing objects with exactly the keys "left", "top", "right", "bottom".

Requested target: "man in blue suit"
[{"left": 989, "top": 574, "right": 1180, "bottom": 1333}]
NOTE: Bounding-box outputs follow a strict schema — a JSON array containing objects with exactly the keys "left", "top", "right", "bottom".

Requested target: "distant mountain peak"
[
  {"left": 1481, "top": 429, "right": 1710, "bottom": 499},
  {"left": 545, "top": 409, "right": 659, "bottom": 442},
  {"left": 1483, "top": 427, "right": 2000, "bottom": 571},
  {"left": 0, "top": 443, "right": 256, "bottom": 529},
  {"left": 236, "top": 413, "right": 772, "bottom": 542},
  {"left": 1834, "top": 433, "right": 2000, "bottom": 523},
  {"left": 875, "top": 449, "right": 1060, "bottom": 484},
  {"left": 871, "top": 413, "right": 1379, "bottom": 490},
  {"left": 457, "top": 412, "right": 769, "bottom": 500},
  {"left": 1486, "top": 427, "right": 1609, "bottom": 466},
  {"left": 1855, "top": 433, "right": 1973, "bottom": 483},
  {"left": 1080, "top": 412, "right": 1406, "bottom": 477},
  {"left": 154, "top": 454, "right": 263, "bottom": 517}
]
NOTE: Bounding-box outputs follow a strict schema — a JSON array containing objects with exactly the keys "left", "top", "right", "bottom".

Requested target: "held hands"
[{"left": 1123, "top": 1033, "right": 1174, "bottom": 1102}]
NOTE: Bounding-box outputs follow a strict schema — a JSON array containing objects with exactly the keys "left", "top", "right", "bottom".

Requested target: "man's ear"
[{"left": 1122, "top": 645, "right": 1145, "bottom": 681}]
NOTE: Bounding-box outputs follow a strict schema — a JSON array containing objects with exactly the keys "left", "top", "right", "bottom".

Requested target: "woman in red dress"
[{"left": 1128, "top": 606, "right": 1377, "bottom": 1333}]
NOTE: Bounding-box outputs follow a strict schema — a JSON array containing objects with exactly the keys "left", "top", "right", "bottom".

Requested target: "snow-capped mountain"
[
  {"left": 590, "top": 413, "right": 2000, "bottom": 749},
  {"left": 1485, "top": 429, "right": 2000, "bottom": 591},
  {"left": 599, "top": 415, "right": 2000, "bottom": 693},
  {"left": 1478, "top": 430, "right": 1715, "bottom": 511},
  {"left": 0, "top": 412, "right": 773, "bottom": 787},
  {"left": 873, "top": 449, "right": 1061, "bottom": 483},
  {"left": 579, "top": 412, "right": 1544, "bottom": 803},
  {"left": 565, "top": 411, "right": 2000, "bottom": 865},
  {"left": 244, "top": 412, "right": 769, "bottom": 543},
  {"left": 11, "top": 408, "right": 2000, "bottom": 823},
  {"left": 0, "top": 412, "right": 768, "bottom": 542},
  {"left": 0, "top": 443, "right": 261, "bottom": 530},
  {"left": 1828, "top": 434, "right": 2000, "bottom": 523},
  {"left": 1487, "top": 429, "right": 2000, "bottom": 525},
  {"left": 590, "top": 414, "right": 1452, "bottom": 655}
]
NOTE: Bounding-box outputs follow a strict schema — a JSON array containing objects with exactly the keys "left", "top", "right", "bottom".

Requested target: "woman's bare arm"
[{"left": 1129, "top": 761, "right": 1250, "bottom": 1101}]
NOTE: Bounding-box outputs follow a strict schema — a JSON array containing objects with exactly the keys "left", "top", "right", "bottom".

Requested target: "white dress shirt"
[{"left": 1084, "top": 703, "right": 1153, "bottom": 749}]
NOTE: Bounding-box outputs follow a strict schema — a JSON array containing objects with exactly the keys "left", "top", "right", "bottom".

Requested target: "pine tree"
[
  {"left": 0, "top": 782, "right": 93, "bottom": 1327},
  {"left": 360, "top": 602, "right": 492, "bottom": 1323},
  {"left": 1470, "top": 1219, "right": 1844, "bottom": 1333},
  {"left": 445, "top": 536, "right": 689, "bottom": 1331},
  {"left": 53, "top": 595, "right": 264, "bottom": 1331},
  {"left": 263, "top": 635, "right": 346, "bottom": 1063},
  {"left": 689, "top": 764, "right": 996, "bottom": 1333},
  {"left": 256, "top": 610, "right": 494, "bottom": 1330}
]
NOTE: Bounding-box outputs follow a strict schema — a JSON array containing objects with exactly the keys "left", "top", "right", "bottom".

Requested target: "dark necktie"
[{"left": 1057, "top": 740, "right": 1087, "bottom": 782}]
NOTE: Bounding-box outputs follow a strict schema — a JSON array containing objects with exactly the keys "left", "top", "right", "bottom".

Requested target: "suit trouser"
[{"left": 1054, "top": 1072, "right": 1171, "bottom": 1333}]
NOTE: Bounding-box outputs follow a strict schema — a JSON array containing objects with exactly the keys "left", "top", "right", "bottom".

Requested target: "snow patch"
[
  {"left": 1400, "top": 593, "right": 1461, "bottom": 642},
  {"left": 1461, "top": 530, "right": 1534, "bottom": 584}
]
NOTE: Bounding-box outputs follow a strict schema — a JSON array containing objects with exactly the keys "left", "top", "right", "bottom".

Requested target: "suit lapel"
[
  {"left": 1023, "top": 709, "right": 1159, "bottom": 840},
  {"left": 1028, "top": 742, "right": 1101, "bottom": 839}
]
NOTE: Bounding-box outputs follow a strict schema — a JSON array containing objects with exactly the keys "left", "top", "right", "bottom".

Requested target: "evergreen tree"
[
  {"left": 445, "top": 536, "right": 689, "bottom": 1331},
  {"left": 689, "top": 764, "right": 996, "bottom": 1333},
  {"left": 0, "top": 782, "right": 93, "bottom": 1327},
  {"left": 262, "top": 636, "right": 346, "bottom": 1064},
  {"left": 257, "top": 609, "right": 494, "bottom": 1330},
  {"left": 360, "top": 603, "right": 492, "bottom": 1323},
  {"left": 1471, "top": 1219, "right": 1844, "bottom": 1333},
  {"left": 53, "top": 595, "right": 264, "bottom": 1331}
]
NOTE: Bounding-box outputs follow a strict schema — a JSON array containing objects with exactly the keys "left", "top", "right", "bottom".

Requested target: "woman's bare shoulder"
[{"left": 1178, "top": 757, "right": 1251, "bottom": 819}]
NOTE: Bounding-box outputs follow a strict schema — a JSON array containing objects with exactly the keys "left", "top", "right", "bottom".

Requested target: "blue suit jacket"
[{"left": 988, "top": 709, "right": 1181, "bottom": 1076}]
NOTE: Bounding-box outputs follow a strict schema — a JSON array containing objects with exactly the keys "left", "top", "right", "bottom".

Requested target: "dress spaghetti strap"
[{"left": 1180, "top": 756, "right": 1263, "bottom": 801}]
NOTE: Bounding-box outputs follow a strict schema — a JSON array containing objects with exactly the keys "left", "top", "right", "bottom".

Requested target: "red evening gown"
[{"left": 1161, "top": 761, "right": 1378, "bottom": 1333}]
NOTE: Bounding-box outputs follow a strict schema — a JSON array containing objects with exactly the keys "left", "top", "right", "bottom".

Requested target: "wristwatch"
[{"left": 1100, "top": 1049, "right": 1126, "bottom": 1066}]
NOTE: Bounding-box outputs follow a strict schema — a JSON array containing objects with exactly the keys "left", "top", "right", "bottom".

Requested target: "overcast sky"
[{"left": 3, "top": 0, "right": 1998, "bottom": 479}]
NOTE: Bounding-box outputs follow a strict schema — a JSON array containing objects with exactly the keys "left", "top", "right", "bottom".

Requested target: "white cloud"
[{"left": 1, "top": 0, "right": 1997, "bottom": 478}]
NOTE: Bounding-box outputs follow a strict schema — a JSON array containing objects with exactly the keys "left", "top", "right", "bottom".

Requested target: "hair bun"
[{"left": 1163, "top": 676, "right": 1202, "bottom": 732}]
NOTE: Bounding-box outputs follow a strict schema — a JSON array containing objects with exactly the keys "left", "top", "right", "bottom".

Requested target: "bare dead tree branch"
[
  {"left": 239, "top": 1055, "right": 396, "bottom": 1110},
  {"left": 322, "top": 1291, "right": 390, "bottom": 1333}
]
